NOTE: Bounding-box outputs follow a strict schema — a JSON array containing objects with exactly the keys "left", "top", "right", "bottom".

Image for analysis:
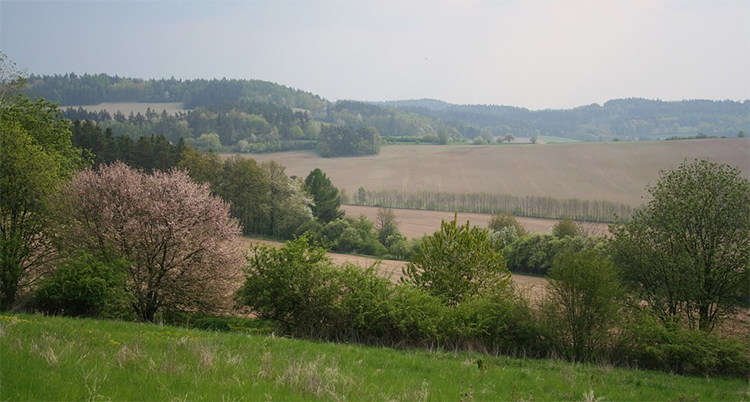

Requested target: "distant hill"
[
  {"left": 25, "top": 73, "right": 329, "bottom": 117},
  {"left": 26, "top": 74, "right": 749, "bottom": 143},
  {"left": 377, "top": 98, "right": 750, "bottom": 141}
]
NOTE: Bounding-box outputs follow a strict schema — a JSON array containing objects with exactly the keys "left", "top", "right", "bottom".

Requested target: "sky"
[{"left": 1, "top": 0, "right": 748, "bottom": 110}]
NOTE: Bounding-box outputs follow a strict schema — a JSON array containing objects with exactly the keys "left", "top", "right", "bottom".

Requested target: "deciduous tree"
[
  {"left": 0, "top": 74, "right": 88, "bottom": 310},
  {"left": 375, "top": 207, "right": 400, "bottom": 245},
  {"left": 54, "top": 162, "right": 244, "bottom": 321},
  {"left": 487, "top": 213, "right": 529, "bottom": 237},
  {"left": 540, "top": 250, "right": 624, "bottom": 362},
  {"left": 609, "top": 159, "right": 750, "bottom": 332},
  {"left": 551, "top": 218, "right": 581, "bottom": 238}
]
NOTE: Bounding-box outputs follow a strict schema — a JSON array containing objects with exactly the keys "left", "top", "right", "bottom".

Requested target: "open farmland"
[{"left": 244, "top": 138, "right": 750, "bottom": 208}]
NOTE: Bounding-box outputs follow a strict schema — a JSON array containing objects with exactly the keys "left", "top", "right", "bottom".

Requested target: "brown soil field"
[
  {"left": 341, "top": 204, "right": 609, "bottom": 240},
  {"left": 243, "top": 138, "right": 750, "bottom": 207},
  {"left": 69, "top": 102, "right": 185, "bottom": 115}
]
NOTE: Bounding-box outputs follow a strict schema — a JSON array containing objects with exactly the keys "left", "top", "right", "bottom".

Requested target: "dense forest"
[
  {"left": 26, "top": 74, "right": 750, "bottom": 151},
  {"left": 25, "top": 73, "right": 328, "bottom": 115}
]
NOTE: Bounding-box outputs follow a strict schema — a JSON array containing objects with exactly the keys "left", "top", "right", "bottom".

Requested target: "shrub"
[
  {"left": 236, "top": 235, "right": 344, "bottom": 339},
  {"left": 505, "top": 234, "right": 601, "bottom": 276},
  {"left": 336, "top": 263, "right": 394, "bottom": 342},
  {"left": 450, "top": 286, "right": 536, "bottom": 354},
  {"left": 383, "top": 284, "right": 447, "bottom": 347},
  {"left": 294, "top": 220, "right": 324, "bottom": 243},
  {"left": 614, "top": 314, "right": 750, "bottom": 377},
  {"left": 551, "top": 217, "right": 581, "bottom": 238},
  {"left": 403, "top": 216, "right": 510, "bottom": 307},
  {"left": 538, "top": 250, "right": 624, "bottom": 362},
  {"left": 35, "top": 252, "right": 130, "bottom": 318},
  {"left": 487, "top": 213, "right": 529, "bottom": 237}
]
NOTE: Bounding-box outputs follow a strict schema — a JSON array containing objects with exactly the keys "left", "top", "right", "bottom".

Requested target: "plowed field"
[{"left": 244, "top": 138, "right": 750, "bottom": 207}]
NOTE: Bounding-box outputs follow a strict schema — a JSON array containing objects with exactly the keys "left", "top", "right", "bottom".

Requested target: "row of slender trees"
[{"left": 354, "top": 188, "right": 634, "bottom": 223}]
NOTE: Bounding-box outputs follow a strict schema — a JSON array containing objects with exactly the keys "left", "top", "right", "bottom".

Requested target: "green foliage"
[
  {"left": 237, "top": 235, "right": 343, "bottom": 338},
  {"left": 62, "top": 98, "right": 316, "bottom": 153},
  {"left": 35, "top": 252, "right": 131, "bottom": 318},
  {"left": 0, "top": 96, "right": 87, "bottom": 176},
  {"left": 0, "top": 89, "right": 88, "bottom": 310},
  {"left": 487, "top": 213, "right": 529, "bottom": 237},
  {"left": 551, "top": 217, "right": 581, "bottom": 238},
  {"left": 375, "top": 207, "right": 400, "bottom": 245},
  {"left": 294, "top": 219, "right": 324, "bottom": 242},
  {"left": 402, "top": 216, "right": 510, "bottom": 307},
  {"left": 614, "top": 314, "right": 750, "bottom": 377},
  {"left": 317, "top": 125, "right": 381, "bottom": 157},
  {"left": 0, "top": 53, "right": 26, "bottom": 104},
  {"left": 304, "top": 168, "right": 343, "bottom": 224},
  {"left": 505, "top": 234, "right": 601, "bottom": 276},
  {"left": 609, "top": 159, "right": 750, "bottom": 332},
  {"left": 539, "top": 250, "right": 624, "bottom": 362},
  {"left": 386, "top": 234, "right": 411, "bottom": 260},
  {"left": 217, "top": 156, "right": 271, "bottom": 234},
  {"left": 450, "top": 287, "right": 538, "bottom": 355},
  {"left": 180, "top": 153, "right": 313, "bottom": 238},
  {"left": 26, "top": 74, "right": 328, "bottom": 114},
  {"left": 488, "top": 227, "right": 520, "bottom": 251},
  {"left": 384, "top": 284, "right": 447, "bottom": 346},
  {"left": 72, "top": 120, "right": 183, "bottom": 171}
]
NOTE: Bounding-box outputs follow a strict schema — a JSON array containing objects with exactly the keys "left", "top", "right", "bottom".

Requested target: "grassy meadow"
[
  {"left": 245, "top": 138, "right": 750, "bottom": 207},
  {"left": 2, "top": 314, "right": 748, "bottom": 401}
]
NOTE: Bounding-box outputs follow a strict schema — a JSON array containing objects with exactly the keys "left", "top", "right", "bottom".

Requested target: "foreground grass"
[{"left": 2, "top": 314, "right": 748, "bottom": 401}]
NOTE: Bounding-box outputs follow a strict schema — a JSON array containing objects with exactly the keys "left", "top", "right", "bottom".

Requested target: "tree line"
[
  {"left": 353, "top": 188, "right": 634, "bottom": 223},
  {"left": 25, "top": 73, "right": 328, "bottom": 115},
  {"left": 62, "top": 99, "right": 317, "bottom": 152}
]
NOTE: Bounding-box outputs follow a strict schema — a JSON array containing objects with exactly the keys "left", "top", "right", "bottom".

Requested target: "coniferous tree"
[{"left": 304, "top": 168, "right": 343, "bottom": 224}]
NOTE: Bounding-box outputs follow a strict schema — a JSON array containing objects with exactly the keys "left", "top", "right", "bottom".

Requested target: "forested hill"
[
  {"left": 378, "top": 98, "right": 750, "bottom": 141},
  {"left": 26, "top": 74, "right": 749, "bottom": 144},
  {"left": 25, "top": 73, "right": 328, "bottom": 116}
]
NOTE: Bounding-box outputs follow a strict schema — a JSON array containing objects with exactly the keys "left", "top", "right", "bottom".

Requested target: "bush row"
[{"left": 235, "top": 236, "right": 749, "bottom": 378}]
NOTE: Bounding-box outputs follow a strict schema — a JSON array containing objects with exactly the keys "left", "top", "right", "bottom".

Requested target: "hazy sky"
[{"left": 1, "top": 0, "right": 748, "bottom": 110}]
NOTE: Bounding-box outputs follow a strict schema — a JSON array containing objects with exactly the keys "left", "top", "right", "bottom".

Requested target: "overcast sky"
[{"left": 1, "top": 0, "right": 748, "bottom": 110}]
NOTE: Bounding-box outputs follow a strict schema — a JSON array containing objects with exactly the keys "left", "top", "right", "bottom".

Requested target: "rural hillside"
[
  {"left": 4, "top": 49, "right": 750, "bottom": 402},
  {"left": 4, "top": 1, "right": 750, "bottom": 398}
]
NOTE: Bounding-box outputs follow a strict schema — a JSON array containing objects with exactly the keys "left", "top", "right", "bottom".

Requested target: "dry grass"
[
  {"left": 275, "top": 354, "right": 353, "bottom": 400},
  {"left": 243, "top": 138, "right": 750, "bottom": 207}
]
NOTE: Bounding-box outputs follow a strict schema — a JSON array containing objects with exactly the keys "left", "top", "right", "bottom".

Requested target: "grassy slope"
[
  {"left": 2, "top": 314, "right": 747, "bottom": 401},
  {"left": 244, "top": 138, "right": 750, "bottom": 207}
]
